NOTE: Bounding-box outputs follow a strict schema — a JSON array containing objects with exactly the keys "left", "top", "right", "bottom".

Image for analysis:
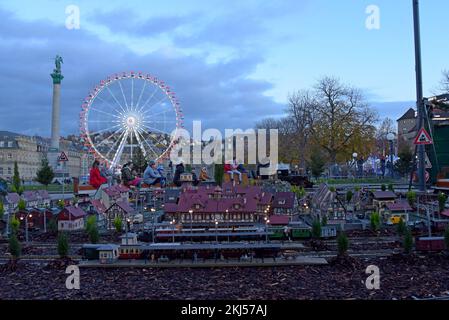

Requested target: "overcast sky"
[{"left": 0, "top": 0, "right": 448, "bottom": 137}]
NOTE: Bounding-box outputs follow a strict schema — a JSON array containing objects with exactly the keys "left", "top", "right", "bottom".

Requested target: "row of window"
[
  {"left": 119, "top": 248, "right": 141, "bottom": 254},
  {"left": 0, "top": 167, "right": 12, "bottom": 175},
  {"left": 179, "top": 213, "right": 254, "bottom": 221},
  {"left": 0, "top": 141, "right": 14, "bottom": 148}
]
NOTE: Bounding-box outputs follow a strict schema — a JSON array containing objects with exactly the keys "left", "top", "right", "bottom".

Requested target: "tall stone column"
[
  {"left": 50, "top": 70, "right": 63, "bottom": 151},
  {"left": 48, "top": 55, "right": 64, "bottom": 177}
]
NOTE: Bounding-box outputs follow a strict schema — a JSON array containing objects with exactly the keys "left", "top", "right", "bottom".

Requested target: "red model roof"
[
  {"left": 372, "top": 191, "right": 397, "bottom": 200},
  {"left": 441, "top": 209, "right": 449, "bottom": 218},
  {"left": 386, "top": 201, "right": 413, "bottom": 212},
  {"left": 269, "top": 215, "right": 290, "bottom": 225},
  {"left": 58, "top": 206, "right": 87, "bottom": 221},
  {"left": 272, "top": 192, "right": 295, "bottom": 209},
  {"left": 169, "top": 185, "right": 272, "bottom": 214},
  {"left": 114, "top": 201, "right": 135, "bottom": 214},
  {"left": 91, "top": 199, "right": 107, "bottom": 213}
]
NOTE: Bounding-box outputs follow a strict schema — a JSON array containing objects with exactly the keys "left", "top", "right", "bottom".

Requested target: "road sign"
[
  {"left": 58, "top": 151, "right": 69, "bottom": 162},
  {"left": 414, "top": 127, "right": 433, "bottom": 145}
]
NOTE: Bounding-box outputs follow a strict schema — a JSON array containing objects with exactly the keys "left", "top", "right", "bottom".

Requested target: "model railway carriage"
[
  {"left": 268, "top": 224, "right": 337, "bottom": 240},
  {"left": 81, "top": 243, "right": 282, "bottom": 262},
  {"left": 415, "top": 237, "right": 446, "bottom": 252},
  {"left": 119, "top": 246, "right": 144, "bottom": 259}
]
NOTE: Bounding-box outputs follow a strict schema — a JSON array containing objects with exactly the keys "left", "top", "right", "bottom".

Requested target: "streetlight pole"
[
  {"left": 151, "top": 208, "right": 156, "bottom": 243},
  {"left": 171, "top": 219, "right": 176, "bottom": 243},
  {"left": 387, "top": 133, "right": 395, "bottom": 179},
  {"left": 225, "top": 209, "right": 229, "bottom": 242},
  {"left": 188, "top": 209, "right": 193, "bottom": 242},
  {"left": 265, "top": 219, "right": 270, "bottom": 243},
  {"left": 413, "top": 0, "right": 426, "bottom": 192},
  {"left": 352, "top": 153, "right": 358, "bottom": 178},
  {"left": 43, "top": 210, "right": 47, "bottom": 233},
  {"left": 20, "top": 213, "right": 32, "bottom": 243},
  {"left": 215, "top": 219, "right": 218, "bottom": 243}
]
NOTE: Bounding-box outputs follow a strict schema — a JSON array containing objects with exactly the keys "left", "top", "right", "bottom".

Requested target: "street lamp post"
[
  {"left": 387, "top": 133, "right": 395, "bottom": 179},
  {"left": 6, "top": 212, "right": 10, "bottom": 237},
  {"left": 225, "top": 209, "right": 229, "bottom": 242},
  {"left": 188, "top": 209, "right": 193, "bottom": 242},
  {"left": 43, "top": 210, "right": 47, "bottom": 233},
  {"left": 126, "top": 217, "right": 131, "bottom": 246},
  {"left": 151, "top": 208, "right": 156, "bottom": 243},
  {"left": 20, "top": 213, "right": 32, "bottom": 243},
  {"left": 352, "top": 153, "right": 358, "bottom": 178},
  {"left": 265, "top": 218, "right": 270, "bottom": 243},
  {"left": 215, "top": 219, "right": 218, "bottom": 243},
  {"left": 170, "top": 219, "right": 176, "bottom": 243}
]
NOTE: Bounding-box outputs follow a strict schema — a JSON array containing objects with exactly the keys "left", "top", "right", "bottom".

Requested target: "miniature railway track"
[{"left": 0, "top": 249, "right": 395, "bottom": 265}]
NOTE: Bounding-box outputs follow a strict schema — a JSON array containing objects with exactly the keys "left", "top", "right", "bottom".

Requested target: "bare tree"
[
  {"left": 377, "top": 118, "right": 395, "bottom": 139},
  {"left": 287, "top": 90, "right": 316, "bottom": 170},
  {"left": 310, "top": 77, "right": 378, "bottom": 163},
  {"left": 376, "top": 117, "right": 396, "bottom": 157},
  {"left": 256, "top": 117, "right": 298, "bottom": 165},
  {"left": 440, "top": 70, "right": 449, "bottom": 93}
]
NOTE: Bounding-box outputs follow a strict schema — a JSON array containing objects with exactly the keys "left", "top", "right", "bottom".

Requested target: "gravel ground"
[{"left": 1, "top": 254, "right": 449, "bottom": 300}]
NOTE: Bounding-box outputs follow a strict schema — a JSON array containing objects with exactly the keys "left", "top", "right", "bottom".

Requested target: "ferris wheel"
[{"left": 80, "top": 72, "right": 183, "bottom": 168}]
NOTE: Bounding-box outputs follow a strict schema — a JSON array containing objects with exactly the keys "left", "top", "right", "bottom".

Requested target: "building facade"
[
  {"left": 0, "top": 131, "right": 93, "bottom": 183},
  {"left": 0, "top": 131, "right": 47, "bottom": 182},
  {"left": 397, "top": 108, "right": 417, "bottom": 153}
]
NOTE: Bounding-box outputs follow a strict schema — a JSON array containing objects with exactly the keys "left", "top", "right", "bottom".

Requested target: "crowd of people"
[
  {"left": 89, "top": 159, "right": 218, "bottom": 191},
  {"left": 88, "top": 154, "right": 264, "bottom": 192}
]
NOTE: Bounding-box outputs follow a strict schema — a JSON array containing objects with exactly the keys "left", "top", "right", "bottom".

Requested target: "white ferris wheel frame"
[{"left": 80, "top": 71, "right": 184, "bottom": 168}]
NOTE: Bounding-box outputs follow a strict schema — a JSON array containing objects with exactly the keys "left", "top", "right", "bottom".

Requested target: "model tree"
[
  {"left": 346, "top": 190, "right": 353, "bottom": 203},
  {"left": 403, "top": 228, "right": 413, "bottom": 254},
  {"left": 337, "top": 232, "right": 349, "bottom": 256},
  {"left": 370, "top": 212, "right": 381, "bottom": 232},
  {"left": 113, "top": 216, "right": 123, "bottom": 233},
  {"left": 85, "top": 215, "right": 99, "bottom": 244},
  {"left": 11, "top": 162, "right": 24, "bottom": 195},
  {"left": 10, "top": 215, "right": 20, "bottom": 235},
  {"left": 406, "top": 191, "right": 417, "bottom": 207},
  {"left": 0, "top": 201, "right": 4, "bottom": 220},
  {"left": 438, "top": 192, "right": 448, "bottom": 213},
  {"left": 308, "top": 147, "right": 326, "bottom": 179},
  {"left": 394, "top": 148, "right": 413, "bottom": 177},
  {"left": 214, "top": 164, "right": 224, "bottom": 186},
  {"left": 57, "top": 232, "right": 69, "bottom": 258},
  {"left": 8, "top": 234, "right": 21, "bottom": 260},
  {"left": 396, "top": 218, "right": 407, "bottom": 236},
  {"left": 36, "top": 159, "right": 55, "bottom": 189},
  {"left": 17, "top": 199, "right": 26, "bottom": 211},
  {"left": 311, "top": 219, "right": 322, "bottom": 239}
]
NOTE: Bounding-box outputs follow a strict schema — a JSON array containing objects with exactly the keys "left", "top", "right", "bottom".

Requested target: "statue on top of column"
[
  {"left": 54, "top": 55, "right": 63, "bottom": 74},
  {"left": 51, "top": 55, "right": 64, "bottom": 84}
]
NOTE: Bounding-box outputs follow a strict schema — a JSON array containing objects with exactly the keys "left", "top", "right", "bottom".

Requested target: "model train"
[
  {"left": 136, "top": 223, "right": 337, "bottom": 243},
  {"left": 415, "top": 236, "right": 446, "bottom": 252},
  {"left": 80, "top": 241, "right": 282, "bottom": 262}
]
